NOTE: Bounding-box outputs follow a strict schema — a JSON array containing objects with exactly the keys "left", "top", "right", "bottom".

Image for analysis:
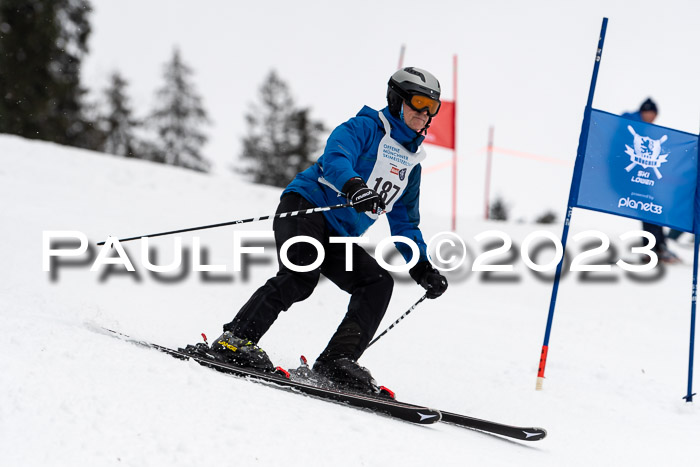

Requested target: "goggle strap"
[{"left": 389, "top": 81, "right": 441, "bottom": 117}]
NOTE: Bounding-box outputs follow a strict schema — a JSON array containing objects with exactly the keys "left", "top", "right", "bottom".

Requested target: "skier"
[
  {"left": 622, "top": 98, "right": 680, "bottom": 264},
  {"left": 209, "top": 67, "right": 449, "bottom": 393}
]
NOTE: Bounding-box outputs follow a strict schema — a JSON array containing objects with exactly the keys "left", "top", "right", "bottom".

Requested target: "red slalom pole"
[
  {"left": 451, "top": 54, "right": 458, "bottom": 232},
  {"left": 484, "top": 126, "right": 494, "bottom": 220}
]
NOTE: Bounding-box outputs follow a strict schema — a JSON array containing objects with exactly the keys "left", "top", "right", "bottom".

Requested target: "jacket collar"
[{"left": 357, "top": 106, "right": 425, "bottom": 152}]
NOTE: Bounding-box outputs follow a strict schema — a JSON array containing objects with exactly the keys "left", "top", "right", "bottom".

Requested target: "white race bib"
[{"left": 365, "top": 112, "right": 426, "bottom": 219}]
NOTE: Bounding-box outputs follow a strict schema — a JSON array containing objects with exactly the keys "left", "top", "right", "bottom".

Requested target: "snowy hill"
[{"left": 1, "top": 135, "right": 699, "bottom": 466}]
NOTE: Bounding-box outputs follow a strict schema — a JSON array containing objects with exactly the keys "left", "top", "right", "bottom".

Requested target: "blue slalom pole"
[
  {"left": 536, "top": 18, "right": 608, "bottom": 390},
  {"left": 684, "top": 133, "right": 700, "bottom": 402},
  {"left": 685, "top": 235, "right": 699, "bottom": 402}
]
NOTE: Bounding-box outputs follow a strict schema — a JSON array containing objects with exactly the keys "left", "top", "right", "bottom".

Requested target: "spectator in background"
[
  {"left": 668, "top": 228, "right": 693, "bottom": 247},
  {"left": 622, "top": 98, "right": 681, "bottom": 264}
]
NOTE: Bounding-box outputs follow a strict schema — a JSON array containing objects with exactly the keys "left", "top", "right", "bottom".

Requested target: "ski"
[
  {"left": 97, "top": 328, "right": 441, "bottom": 426},
  {"left": 289, "top": 358, "right": 547, "bottom": 441},
  {"left": 441, "top": 411, "right": 546, "bottom": 441},
  {"left": 97, "top": 327, "right": 547, "bottom": 441}
]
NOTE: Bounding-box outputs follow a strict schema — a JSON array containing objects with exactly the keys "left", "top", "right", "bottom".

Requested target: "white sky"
[{"left": 82, "top": 0, "right": 700, "bottom": 220}]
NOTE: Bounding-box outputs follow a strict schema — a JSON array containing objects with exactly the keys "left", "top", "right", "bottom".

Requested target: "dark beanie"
[{"left": 640, "top": 98, "right": 658, "bottom": 114}]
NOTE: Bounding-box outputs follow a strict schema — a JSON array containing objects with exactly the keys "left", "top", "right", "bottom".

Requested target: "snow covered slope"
[{"left": 1, "top": 135, "right": 699, "bottom": 466}]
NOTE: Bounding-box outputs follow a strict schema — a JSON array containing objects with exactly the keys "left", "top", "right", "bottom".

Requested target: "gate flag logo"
[
  {"left": 624, "top": 126, "right": 669, "bottom": 178},
  {"left": 574, "top": 109, "right": 699, "bottom": 232}
]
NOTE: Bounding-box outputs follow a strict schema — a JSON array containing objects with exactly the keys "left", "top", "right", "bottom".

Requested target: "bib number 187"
[{"left": 373, "top": 177, "right": 401, "bottom": 205}]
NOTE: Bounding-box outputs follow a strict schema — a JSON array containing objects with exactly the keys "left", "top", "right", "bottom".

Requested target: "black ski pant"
[
  {"left": 224, "top": 193, "right": 394, "bottom": 362},
  {"left": 642, "top": 221, "right": 666, "bottom": 252}
]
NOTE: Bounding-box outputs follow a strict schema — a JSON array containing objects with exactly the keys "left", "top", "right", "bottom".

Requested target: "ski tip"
[
  {"left": 520, "top": 428, "right": 547, "bottom": 441},
  {"left": 415, "top": 410, "right": 442, "bottom": 424}
]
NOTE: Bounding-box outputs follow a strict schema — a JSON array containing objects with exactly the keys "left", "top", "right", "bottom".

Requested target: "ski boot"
[
  {"left": 179, "top": 333, "right": 290, "bottom": 378},
  {"left": 207, "top": 331, "right": 276, "bottom": 371},
  {"left": 659, "top": 247, "right": 682, "bottom": 264},
  {"left": 312, "top": 357, "right": 395, "bottom": 399}
]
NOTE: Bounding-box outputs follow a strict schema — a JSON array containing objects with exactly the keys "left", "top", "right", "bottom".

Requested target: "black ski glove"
[
  {"left": 409, "top": 261, "right": 448, "bottom": 299},
  {"left": 343, "top": 177, "right": 386, "bottom": 214}
]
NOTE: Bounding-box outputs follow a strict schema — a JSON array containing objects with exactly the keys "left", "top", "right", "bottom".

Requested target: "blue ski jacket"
[
  {"left": 284, "top": 105, "right": 428, "bottom": 263},
  {"left": 621, "top": 111, "right": 643, "bottom": 122}
]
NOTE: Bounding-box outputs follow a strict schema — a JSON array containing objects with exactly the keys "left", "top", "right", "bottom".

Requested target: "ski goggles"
[{"left": 405, "top": 94, "right": 441, "bottom": 117}]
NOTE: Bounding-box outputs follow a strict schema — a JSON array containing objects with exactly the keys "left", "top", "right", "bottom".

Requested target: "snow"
[{"left": 2, "top": 135, "right": 700, "bottom": 466}]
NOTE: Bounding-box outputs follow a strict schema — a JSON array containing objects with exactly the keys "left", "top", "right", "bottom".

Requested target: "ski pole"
[
  {"left": 96, "top": 202, "right": 353, "bottom": 246},
  {"left": 367, "top": 294, "right": 428, "bottom": 348}
]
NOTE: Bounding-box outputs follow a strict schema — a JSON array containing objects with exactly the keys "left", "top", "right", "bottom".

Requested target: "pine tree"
[
  {"left": 101, "top": 71, "right": 140, "bottom": 157},
  {"left": 0, "top": 0, "right": 102, "bottom": 149},
  {"left": 489, "top": 196, "right": 509, "bottom": 221},
  {"left": 535, "top": 210, "right": 557, "bottom": 224},
  {"left": 239, "top": 70, "right": 325, "bottom": 187},
  {"left": 150, "top": 47, "right": 210, "bottom": 172}
]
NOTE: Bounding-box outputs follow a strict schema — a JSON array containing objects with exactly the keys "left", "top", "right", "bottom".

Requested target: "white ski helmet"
[{"left": 387, "top": 67, "right": 441, "bottom": 119}]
